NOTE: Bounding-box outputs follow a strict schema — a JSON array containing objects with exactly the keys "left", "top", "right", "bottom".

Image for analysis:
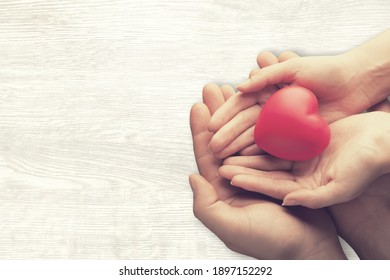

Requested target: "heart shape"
[{"left": 254, "top": 86, "right": 330, "bottom": 161}]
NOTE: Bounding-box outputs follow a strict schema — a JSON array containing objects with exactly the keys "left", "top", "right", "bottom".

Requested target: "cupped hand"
[
  {"left": 328, "top": 102, "right": 390, "bottom": 259},
  {"left": 189, "top": 84, "right": 346, "bottom": 259},
  {"left": 219, "top": 111, "right": 390, "bottom": 209}
]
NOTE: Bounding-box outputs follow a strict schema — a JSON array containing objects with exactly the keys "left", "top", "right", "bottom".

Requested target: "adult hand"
[
  {"left": 236, "top": 29, "right": 390, "bottom": 123},
  {"left": 235, "top": 54, "right": 372, "bottom": 122},
  {"left": 189, "top": 84, "right": 346, "bottom": 259},
  {"left": 328, "top": 102, "right": 390, "bottom": 260}
]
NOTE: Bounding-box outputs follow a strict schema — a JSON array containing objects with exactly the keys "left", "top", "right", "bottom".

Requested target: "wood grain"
[{"left": 0, "top": 0, "right": 389, "bottom": 259}]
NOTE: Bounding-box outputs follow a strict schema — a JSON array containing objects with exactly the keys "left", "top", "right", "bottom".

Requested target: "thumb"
[
  {"left": 282, "top": 181, "right": 357, "bottom": 209},
  {"left": 188, "top": 174, "right": 237, "bottom": 241},
  {"left": 237, "top": 59, "right": 297, "bottom": 92},
  {"left": 189, "top": 174, "right": 219, "bottom": 214}
]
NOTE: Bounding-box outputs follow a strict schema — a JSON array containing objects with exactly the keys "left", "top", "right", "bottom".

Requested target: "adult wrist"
[{"left": 340, "top": 29, "right": 390, "bottom": 107}]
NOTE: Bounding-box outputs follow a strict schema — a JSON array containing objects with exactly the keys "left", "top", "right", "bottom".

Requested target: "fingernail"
[
  {"left": 282, "top": 199, "right": 299, "bottom": 207},
  {"left": 237, "top": 79, "right": 251, "bottom": 89}
]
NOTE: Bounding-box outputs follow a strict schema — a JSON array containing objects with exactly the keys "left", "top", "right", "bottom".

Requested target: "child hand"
[{"left": 207, "top": 51, "right": 289, "bottom": 157}]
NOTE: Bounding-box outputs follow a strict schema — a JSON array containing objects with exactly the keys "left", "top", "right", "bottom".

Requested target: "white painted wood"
[{"left": 0, "top": 0, "right": 388, "bottom": 259}]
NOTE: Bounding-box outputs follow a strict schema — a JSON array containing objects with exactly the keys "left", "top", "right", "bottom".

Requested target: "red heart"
[{"left": 254, "top": 86, "right": 330, "bottom": 161}]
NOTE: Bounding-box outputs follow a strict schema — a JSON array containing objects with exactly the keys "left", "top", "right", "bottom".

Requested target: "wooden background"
[{"left": 0, "top": 0, "right": 389, "bottom": 259}]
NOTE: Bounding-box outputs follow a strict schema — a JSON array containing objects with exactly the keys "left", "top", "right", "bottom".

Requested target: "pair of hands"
[
  {"left": 207, "top": 51, "right": 390, "bottom": 209},
  {"left": 190, "top": 50, "right": 390, "bottom": 259},
  {"left": 190, "top": 83, "right": 346, "bottom": 260}
]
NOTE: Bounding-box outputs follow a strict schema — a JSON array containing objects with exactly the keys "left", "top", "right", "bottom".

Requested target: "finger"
[
  {"left": 189, "top": 174, "right": 240, "bottom": 244},
  {"left": 367, "top": 98, "right": 390, "bottom": 113},
  {"left": 202, "top": 83, "right": 226, "bottom": 115},
  {"left": 236, "top": 60, "right": 296, "bottom": 92},
  {"left": 214, "top": 126, "right": 255, "bottom": 159},
  {"left": 223, "top": 155, "right": 293, "bottom": 171},
  {"left": 278, "top": 50, "right": 300, "bottom": 62},
  {"left": 239, "top": 144, "right": 265, "bottom": 156},
  {"left": 207, "top": 91, "right": 258, "bottom": 132},
  {"left": 209, "top": 105, "right": 260, "bottom": 153},
  {"left": 230, "top": 174, "right": 300, "bottom": 200},
  {"left": 218, "top": 165, "right": 262, "bottom": 180},
  {"left": 257, "top": 51, "right": 278, "bottom": 68},
  {"left": 283, "top": 181, "right": 358, "bottom": 209},
  {"left": 190, "top": 103, "right": 211, "bottom": 148},
  {"left": 190, "top": 103, "right": 220, "bottom": 181},
  {"left": 218, "top": 165, "right": 295, "bottom": 181},
  {"left": 220, "top": 84, "right": 236, "bottom": 101}
]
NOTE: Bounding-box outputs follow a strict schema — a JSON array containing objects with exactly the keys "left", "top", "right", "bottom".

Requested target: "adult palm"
[{"left": 219, "top": 111, "right": 390, "bottom": 209}]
